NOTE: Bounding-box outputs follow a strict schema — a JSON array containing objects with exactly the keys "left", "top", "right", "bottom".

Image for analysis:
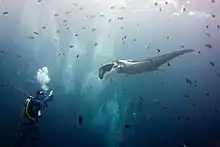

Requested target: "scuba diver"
[{"left": 15, "top": 89, "right": 54, "bottom": 147}]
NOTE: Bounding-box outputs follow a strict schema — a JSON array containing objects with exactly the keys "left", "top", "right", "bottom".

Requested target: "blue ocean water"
[{"left": 0, "top": 0, "right": 220, "bottom": 147}]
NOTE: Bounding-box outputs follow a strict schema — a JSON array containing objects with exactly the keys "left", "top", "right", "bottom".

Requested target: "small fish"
[
  {"left": 38, "top": 0, "right": 42, "bottom": 2},
  {"left": 110, "top": 6, "right": 114, "bottom": 9},
  {"left": 121, "top": 26, "right": 124, "bottom": 29},
  {"left": 28, "top": 36, "right": 35, "bottom": 39},
  {"left": 3, "top": 12, "right": 9, "bottom": 15},
  {"left": 124, "top": 124, "right": 131, "bottom": 128},
  {"left": 206, "top": 25, "right": 209, "bottom": 28},
  {"left": 214, "top": 108, "right": 219, "bottom": 113},
  {"left": 108, "top": 19, "right": 112, "bottom": 23},
  {"left": 211, "top": 14, "right": 215, "bottom": 18},
  {"left": 185, "top": 77, "right": 196, "bottom": 87},
  {"left": 79, "top": 7, "right": 84, "bottom": 10},
  {"left": 167, "top": 36, "right": 170, "bottom": 39},
  {"left": 63, "top": 20, "right": 67, "bottom": 23},
  {"left": 0, "top": 50, "right": 4, "bottom": 54},
  {"left": 75, "top": 34, "right": 79, "bottom": 37},
  {"left": 167, "top": 63, "right": 170, "bottom": 67},
  {"left": 218, "top": 72, "right": 220, "bottom": 77},
  {"left": 94, "top": 43, "right": 98, "bottom": 46},
  {"left": 100, "top": 14, "right": 104, "bottom": 17},
  {"left": 209, "top": 61, "right": 215, "bottom": 66},
  {"left": 154, "top": 2, "right": 158, "bottom": 6},
  {"left": 77, "top": 54, "right": 79, "bottom": 58},
  {"left": 192, "top": 103, "right": 196, "bottom": 107},
  {"left": 181, "top": 45, "right": 184, "bottom": 48},
  {"left": 183, "top": 7, "right": 186, "bottom": 12},
  {"left": 33, "top": 32, "right": 39, "bottom": 35},
  {"left": 17, "top": 55, "right": 22, "bottom": 58},
  {"left": 206, "top": 33, "right": 211, "bottom": 37},
  {"left": 175, "top": 116, "right": 181, "bottom": 120},
  {"left": 161, "top": 81, "right": 164, "bottom": 85},
  {"left": 90, "top": 15, "right": 96, "bottom": 18},
  {"left": 56, "top": 30, "right": 60, "bottom": 33},
  {"left": 78, "top": 115, "right": 83, "bottom": 125},
  {"left": 120, "top": 6, "right": 126, "bottom": 9},
  {"left": 198, "top": 51, "right": 201, "bottom": 54},
  {"left": 124, "top": 36, "right": 127, "bottom": 39},
  {"left": 163, "top": 105, "right": 168, "bottom": 109},
  {"left": 153, "top": 99, "right": 160, "bottom": 104},
  {"left": 165, "top": 1, "right": 168, "bottom": 4},
  {"left": 184, "top": 94, "right": 190, "bottom": 98},
  {"left": 205, "top": 44, "right": 212, "bottom": 49},
  {"left": 58, "top": 53, "right": 65, "bottom": 56},
  {"left": 82, "top": 27, "right": 86, "bottom": 30},
  {"left": 133, "top": 38, "right": 136, "bottom": 42},
  {"left": 65, "top": 11, "right": 70, "bottom": 15},
  {"left": 159, "top": 8, "right": 162, "bottom": 12},
  {"left": 139, "top": 96, "right": 144, "bottom": 101},
  {"left": 118, "top": 17, "right": 123, "bottom": 20},
  {"left": 70, "top": 45, "right": 74, "bottom": 48},
  {"left": 92, "top": 29, "right": 96, "bottom": 32},
  {"left": 73, "top": 2, "right": 77, "bottom": 6},
  {"left": 157, "top": 49, "right": 161, "bottom": 52},
  {"left": 211, "top": 0, "right": 215, "bottom": 3},
  {"left": 0, "top": 84, "right": 3, "bottom": 88},
  {"left": 218, "top": 25, "right": 220, "bottom": 28},
  {"left": 54, "top": 14, "right": 59, "bottom": 17},
  {"left": 66, "top": 27, "right": 69, "bottom": 30},
  {"left": 205, "top": 92, "right": 210, "bottom": 96},
  {"left": 42, "top": 26, "right": 46, "bottom": 29}
]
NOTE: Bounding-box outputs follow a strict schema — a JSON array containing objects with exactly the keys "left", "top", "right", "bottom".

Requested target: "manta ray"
[{"left": 98, "top": 49, "right": 194, "bottom": 79}]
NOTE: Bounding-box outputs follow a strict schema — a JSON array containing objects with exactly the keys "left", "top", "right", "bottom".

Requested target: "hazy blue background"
[{"left": 0, "top": 0, "right": 220, "bottom": 147}]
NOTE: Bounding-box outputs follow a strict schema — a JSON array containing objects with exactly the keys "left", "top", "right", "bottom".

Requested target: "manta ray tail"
[{"left": 147, "top": 49, "right": 195, "bottom": 69}]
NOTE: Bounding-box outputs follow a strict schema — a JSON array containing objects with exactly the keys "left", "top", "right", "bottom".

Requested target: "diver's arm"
[{"left": 42, "top": 91, "right": 53, "bottom": 103}]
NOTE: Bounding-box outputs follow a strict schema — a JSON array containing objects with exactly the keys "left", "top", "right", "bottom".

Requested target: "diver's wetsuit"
[{"left": 19, "top": 95, "right": 53, "bottom": 134}]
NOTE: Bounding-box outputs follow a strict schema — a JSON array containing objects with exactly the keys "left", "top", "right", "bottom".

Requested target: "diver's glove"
[{"left": 49, "top": 90, "right": 53, "bottom": 97}]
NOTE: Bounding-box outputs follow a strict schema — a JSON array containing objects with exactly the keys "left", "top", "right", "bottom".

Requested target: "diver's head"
[{"left": 36, "top": 90, "right": 45, "bottom": 100}]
